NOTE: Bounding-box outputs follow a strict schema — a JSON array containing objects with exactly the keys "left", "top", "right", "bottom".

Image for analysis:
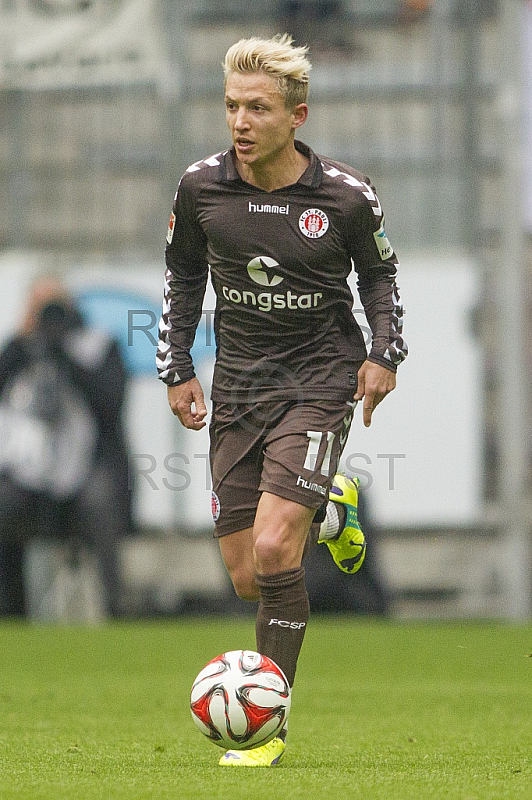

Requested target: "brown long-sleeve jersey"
[{"left": 157, "top": 142, "right": 407, "bottom": 403}]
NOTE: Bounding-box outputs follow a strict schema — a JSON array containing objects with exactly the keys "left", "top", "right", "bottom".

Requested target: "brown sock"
[{"left": 255, "top": 567, "right": 310, "bottom": 687}]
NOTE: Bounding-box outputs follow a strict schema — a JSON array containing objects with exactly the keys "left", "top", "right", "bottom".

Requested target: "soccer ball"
[{"left": 190, "top": 650, "right": 291, "bottom": 750}]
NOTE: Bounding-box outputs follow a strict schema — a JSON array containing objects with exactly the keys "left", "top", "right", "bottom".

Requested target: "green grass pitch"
[{"left": 1, "top": 618, "right": 531, "bottom": 799}]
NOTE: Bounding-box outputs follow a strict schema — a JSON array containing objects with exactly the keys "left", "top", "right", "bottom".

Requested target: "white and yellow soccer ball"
[{"left": 190, "top": 650, "right": 291, "bottom": 750}]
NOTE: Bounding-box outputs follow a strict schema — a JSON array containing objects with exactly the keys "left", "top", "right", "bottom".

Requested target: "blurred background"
[{"left": 0, "top": 0, "right": 531, "bottom": 622}]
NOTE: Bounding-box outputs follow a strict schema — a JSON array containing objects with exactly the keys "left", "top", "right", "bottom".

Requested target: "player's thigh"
[
  {"left": 260, "top": 399, "right": 355, "bottom": 510},
  {"left": 209, "top": 401, "right": 292, "bottom": 538}
]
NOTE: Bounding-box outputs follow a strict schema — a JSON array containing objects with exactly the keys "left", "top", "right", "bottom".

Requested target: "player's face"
[{"left": 225, "top": 71, "right": 307, "bottom": 170}]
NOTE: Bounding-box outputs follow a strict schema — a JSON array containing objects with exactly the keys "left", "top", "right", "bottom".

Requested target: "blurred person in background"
[{"left": 0, "top": 276, "right": 130, "bottom": 618}]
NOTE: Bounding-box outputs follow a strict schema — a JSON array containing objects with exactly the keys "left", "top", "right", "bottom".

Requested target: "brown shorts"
[{"left": 209, "top": 399, "right": 355, "bottom": 537}]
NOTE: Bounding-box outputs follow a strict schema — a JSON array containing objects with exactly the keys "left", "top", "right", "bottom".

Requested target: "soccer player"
[{"left": 157, "top": 34, "right": 407, "bottom": 766}]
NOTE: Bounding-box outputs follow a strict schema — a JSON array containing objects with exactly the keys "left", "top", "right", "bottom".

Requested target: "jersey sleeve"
[
  {"left": 156, "top": 177, "right": 209, "bottom": 386},
  {"left": 348, "top": 182, "right": 407, "bottom": 372}
]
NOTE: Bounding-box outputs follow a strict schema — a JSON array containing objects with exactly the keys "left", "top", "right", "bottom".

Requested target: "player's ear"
[{"left": 291, "top": 103, "right": 308, "bottom": 129}]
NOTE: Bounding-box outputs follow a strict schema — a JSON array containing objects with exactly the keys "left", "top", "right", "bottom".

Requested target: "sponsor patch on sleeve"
[
  {"left": 166, "top": 212, "right": 176, "bottom": 244},
  {"left": 373, "top": 223, "right": 394, "bottom": 260}
]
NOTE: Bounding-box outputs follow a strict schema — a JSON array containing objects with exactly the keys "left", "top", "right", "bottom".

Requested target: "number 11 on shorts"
[{"left": 304, "top": 430, "right": 335, "bottom": 476}]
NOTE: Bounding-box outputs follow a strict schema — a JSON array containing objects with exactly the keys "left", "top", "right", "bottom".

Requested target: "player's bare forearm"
[
  {"left": 167, "top": 377, "right": 208, "bottom": 430},
  {"left": 354, "top": 360, "right": 396, "bottom": 428}
]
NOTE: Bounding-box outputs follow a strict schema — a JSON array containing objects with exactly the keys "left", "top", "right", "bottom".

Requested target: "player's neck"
[{"left": 236, "top": 144, "right": 308, "bottom": 193}]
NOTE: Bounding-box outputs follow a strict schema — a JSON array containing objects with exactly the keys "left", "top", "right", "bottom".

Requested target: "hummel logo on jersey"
[{"left": 249, "top": 202, "right": 289, "bottom": 215}]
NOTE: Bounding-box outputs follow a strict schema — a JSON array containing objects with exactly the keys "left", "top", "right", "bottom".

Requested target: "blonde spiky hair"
[{"left": 223, "top": 33, "right": 311, "bottom": 107}]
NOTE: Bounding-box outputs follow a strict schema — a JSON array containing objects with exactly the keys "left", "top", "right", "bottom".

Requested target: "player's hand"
[
  {"left": 354, "top": 360, "right": 396, "bottom": 428},
  {"left": 167, "top": 377, "right": 208, "bottom": 430}
]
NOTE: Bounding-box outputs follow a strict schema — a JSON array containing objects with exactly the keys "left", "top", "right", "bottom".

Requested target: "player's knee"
[{"left": 253, "top": 532, "right": 293, "bottom": 574}]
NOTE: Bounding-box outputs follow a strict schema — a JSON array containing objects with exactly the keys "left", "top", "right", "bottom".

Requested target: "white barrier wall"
[
  {"left": 0, "top": 250, "right": 482, "bottom": 531},
  {"left": 344, "top": 254, "right": 483, "bottom": 527}
]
